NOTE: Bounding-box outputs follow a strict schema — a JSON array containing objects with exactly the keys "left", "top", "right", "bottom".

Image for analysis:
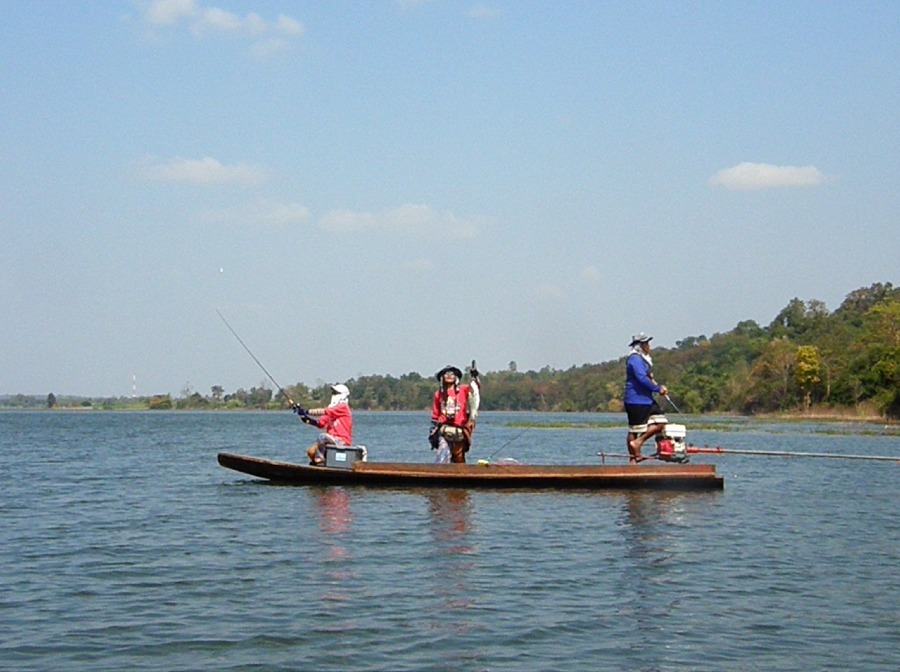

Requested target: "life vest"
[{"left": 432, "top": 384, "right": 472, "bottom": 427}]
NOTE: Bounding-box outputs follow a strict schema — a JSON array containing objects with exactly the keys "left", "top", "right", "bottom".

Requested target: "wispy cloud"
[
  {"left": 319, "top": 204, "right": 480, "bottom": 239},
  {"left": 580, "top": 266, "right": 602, "bottom": 283},
  {"left": 535, "top": 284, "right": 567, "bottom": 301},
  {"left": 141, "top": 0, "right": 304, "bottom": 54},
  {"left": 467, "top": 6, "right": 502, "bottom": 20},
  {"left": 198, "top": 199, "right": 311, "bottom": 229},
  {"left": 144, "top": 0, "right": 196, "bottom": 26},
  {"left": 142, "top": 156, "right": 266, "bottom": 186},
  {"left": 403, "top": 258, "right": 436, "bottom": 273},
  {"left": 709, "top": 162, "right": 825, "bottom": 191}
]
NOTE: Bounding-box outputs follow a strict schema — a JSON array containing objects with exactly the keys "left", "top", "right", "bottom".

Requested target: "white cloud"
[
  {"left": 145, "top": 0, "right": 197, "bottom": 26},
  {"left": 250, "top": 37, "right": 290, "bottom": 60},
  {"left": 143, "top": 156, "right": 266, "bottom": 186},
  {"left": 142, "top": 1, "right": 304, "bottom": 47},
  {"left": 319, "top": 204, "right": 480, "bottom": 239},
  {"left": 276, "top": 15, "right": 305, "bottom": 36},
  {"left": 709, "top": 162, "right": 825, "bottom": 191},
  {"left": 197, "top": 7, "right": 241, "bottom": 33}
]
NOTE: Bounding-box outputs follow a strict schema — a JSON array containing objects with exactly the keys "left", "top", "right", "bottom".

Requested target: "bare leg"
[
  {"left": 627, "top": 432, "right": 640, "bottom": 462},
  {"left": 449, "top": 442, "right": 466, "bottom": 463},
  {"left": 628, "top": 424, "right": 665, "bottom": 457}
]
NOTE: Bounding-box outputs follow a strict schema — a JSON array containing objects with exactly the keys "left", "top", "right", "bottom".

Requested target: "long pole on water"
[
  {"left": 216, "top": 309, "right": 295, "bottom": 406},
  {"left": 685, "top": 446, "right": 899, "bottom": 462},
  {"left": 597, "top": 448, "right": 898, "bottom": 463},
  {"left": 654, "top": 393, "right": 897, "bottom": 462}
]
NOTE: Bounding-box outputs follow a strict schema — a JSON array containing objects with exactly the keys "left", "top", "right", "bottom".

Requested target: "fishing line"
[
  {"left": 216, "top": 309, "right": 294, "bottom": 405},
  {"left": 664, "top": 394, "right": 682, "bottom": 414},
  {"left": 485, "top": 425, "right": 532, "bottom": 461}
]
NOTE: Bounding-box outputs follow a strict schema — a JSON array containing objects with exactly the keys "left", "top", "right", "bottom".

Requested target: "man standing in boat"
[
  {"left": 624, "top": 333, "right": 668, "bottom": 463},
  {"left": 294, "top": 383, "right": 353, "bottom": 466},
  {"left": 430, "top": 364, "right": 480, "bottom": 463}
]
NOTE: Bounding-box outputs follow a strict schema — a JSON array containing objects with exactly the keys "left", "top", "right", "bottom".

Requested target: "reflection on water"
[
  {"left": 424, "top": 489, "right": 477, "bottom": 631},
  {"left": 615, "top": 490, "right": 714, "bottom": 664},
  {"left": 316, "top": 487, "right": 353, "bottom": 538},
  {"left": 313, "top": 487, "right": 356, "bottom": 607},
  {"left": 426, "top": 489, "right": 474, "bottom": 554}
]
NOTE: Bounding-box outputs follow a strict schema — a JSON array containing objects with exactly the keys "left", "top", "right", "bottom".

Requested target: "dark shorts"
[{"left": 625, "top": 402, "right": 668, "bottom": 433}]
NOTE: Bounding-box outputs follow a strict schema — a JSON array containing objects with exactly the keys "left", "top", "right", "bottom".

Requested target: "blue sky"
[{"left": 2, "top": 1, "right": 897, "bottom": 398}]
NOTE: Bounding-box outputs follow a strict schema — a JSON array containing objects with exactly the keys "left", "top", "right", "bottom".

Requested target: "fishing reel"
[{"left": 655, "top": 424, "right": 690, "bottom": 463}]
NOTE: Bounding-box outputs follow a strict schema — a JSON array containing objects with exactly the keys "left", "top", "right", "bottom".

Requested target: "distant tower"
[{"left": 132, "top": 374, "right": 137, "bottom": 398}]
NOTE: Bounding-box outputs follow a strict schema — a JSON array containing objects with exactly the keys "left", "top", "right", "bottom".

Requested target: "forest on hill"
[
  {"left": 329, "top": 281, "right": 898, "bottom": 419},
  {"left": 6, "top": 282, "right": 898, "bottom": 419}
]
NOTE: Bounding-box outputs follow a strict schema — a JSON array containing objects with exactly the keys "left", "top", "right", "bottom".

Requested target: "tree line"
[{"left": 5, "top": 282, "right": 897, "bottom": 419}]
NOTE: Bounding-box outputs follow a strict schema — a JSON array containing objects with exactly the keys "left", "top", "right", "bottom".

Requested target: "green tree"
[
  {"left": 746, "top": 338, "right": 797, "bottom": 411},
  {"left": 768, "top": 298, "right": 828, "bottom": 340},
  {"left": 149, "top": 394, "right": 173, "bottom": 410},
  {"left": 795, "top": 345, "right": 822, "bottom": 409},
  {"left": 850, "top": 299, "right": 900, "bottom": 417}
]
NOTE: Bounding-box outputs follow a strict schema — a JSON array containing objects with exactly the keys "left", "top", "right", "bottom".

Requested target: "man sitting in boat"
[
  {"left": 430, "top": 364, "right": 480, "bottom": 463},
  {"left": 294, "top": 383, "right": 353, "bottom": 466},
  {"left": 624, "top": 333, "right": 668, "bottom": 463}
]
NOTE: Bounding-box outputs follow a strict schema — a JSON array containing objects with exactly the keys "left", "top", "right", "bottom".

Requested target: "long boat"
[{"left": 217, "top": 452, "right": 724, "bottom": 491}]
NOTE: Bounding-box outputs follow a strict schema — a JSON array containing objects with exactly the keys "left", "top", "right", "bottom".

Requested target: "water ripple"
[{"left": 1, "top": 411, "right": 898, "bottom": 671}]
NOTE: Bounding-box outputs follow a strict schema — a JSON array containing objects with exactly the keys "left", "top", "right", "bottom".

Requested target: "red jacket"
[
  {"left": 317, "top": 403, "right": 353, "bottom": 446},
  {"left": 432, "top": 385, "right": 473, "bottom": 427}
]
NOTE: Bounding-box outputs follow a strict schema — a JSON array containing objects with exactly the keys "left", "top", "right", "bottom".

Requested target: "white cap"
[
  {"left": 328, "top": 383, "right": 350, "bottom": 407},
  {"left": 630, "top": 332, "right": 653, "bottom": 346}
]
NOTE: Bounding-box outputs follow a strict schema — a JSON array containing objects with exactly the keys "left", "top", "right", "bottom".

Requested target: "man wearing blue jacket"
[{"left": 624, "top": 333, "right": 668, "bottom": 462}]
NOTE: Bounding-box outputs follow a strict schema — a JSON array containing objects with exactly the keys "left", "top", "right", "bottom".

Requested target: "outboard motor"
[{"left": 655, "top": 424, "right": 689, "bottom": 463}]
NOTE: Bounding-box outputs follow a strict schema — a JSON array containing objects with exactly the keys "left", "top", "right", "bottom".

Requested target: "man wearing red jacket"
[
  {"left": 430, "top": 364, "right": 480, "bottom": 463},
  {"left": 294, "top": 383, "right": 353, "bottom": 466}
]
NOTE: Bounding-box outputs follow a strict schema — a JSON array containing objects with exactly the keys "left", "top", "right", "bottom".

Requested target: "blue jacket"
[{"left": 624, "top": 353, "right": 660, "bottom": 405}]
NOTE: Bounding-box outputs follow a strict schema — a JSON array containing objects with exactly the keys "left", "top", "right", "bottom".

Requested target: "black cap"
[{"left": 436, "top": 365, "right": 463, "bottom": 380}]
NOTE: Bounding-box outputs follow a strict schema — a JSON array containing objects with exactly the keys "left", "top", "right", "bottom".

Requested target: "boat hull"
[{"left": 217, "top": 453, "right": 724, "bottom": 491}]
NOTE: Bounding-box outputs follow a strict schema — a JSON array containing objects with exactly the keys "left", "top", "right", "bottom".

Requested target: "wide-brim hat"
[
  {"left": 436, "top": 365, "right": 463, "bottom": 380},
  {"left": 630, "top": 332, "right": 653, "bottom": 346}
]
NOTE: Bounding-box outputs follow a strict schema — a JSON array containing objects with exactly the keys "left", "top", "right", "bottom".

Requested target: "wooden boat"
[{"left": 217, "top": 452, "right": 724, "bottom": 491}]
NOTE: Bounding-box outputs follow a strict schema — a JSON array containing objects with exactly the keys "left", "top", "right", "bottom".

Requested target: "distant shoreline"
[{"left": 3, "top": 405, "right": 895, "bottom": 425}]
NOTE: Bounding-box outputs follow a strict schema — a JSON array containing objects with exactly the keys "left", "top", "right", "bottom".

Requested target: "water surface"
[{"left": 2, "top": 411, "right": 897, "bottom": 671}]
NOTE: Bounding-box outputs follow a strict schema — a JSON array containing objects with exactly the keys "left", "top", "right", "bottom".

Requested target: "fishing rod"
[
  {"left": 216, "top": 309, "right": 295, "bottom": 406},
  {"left": 664, "top": 394, "right": 682, "bottom": 414},
  {"left": 483, "top": 425, "right": 532, "bottom": 461}
]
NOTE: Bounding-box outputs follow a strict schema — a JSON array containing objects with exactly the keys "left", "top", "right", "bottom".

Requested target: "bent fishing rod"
[{"left": 216, "top": 309, "right": 296, "bottom": 406}]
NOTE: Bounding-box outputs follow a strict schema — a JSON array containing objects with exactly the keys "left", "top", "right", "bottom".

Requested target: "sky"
[{"left": 2, "top": 1, "right": 898, "bottom": 398}]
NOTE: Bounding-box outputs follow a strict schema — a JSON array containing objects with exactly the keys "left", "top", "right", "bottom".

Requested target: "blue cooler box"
[{"left": 325, "top": 446, "right": 366, "bottom": 469}]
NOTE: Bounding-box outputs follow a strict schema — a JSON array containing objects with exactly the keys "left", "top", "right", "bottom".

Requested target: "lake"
[{"left": 2, "top": 410, "right": 898, "bottom": 671}]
